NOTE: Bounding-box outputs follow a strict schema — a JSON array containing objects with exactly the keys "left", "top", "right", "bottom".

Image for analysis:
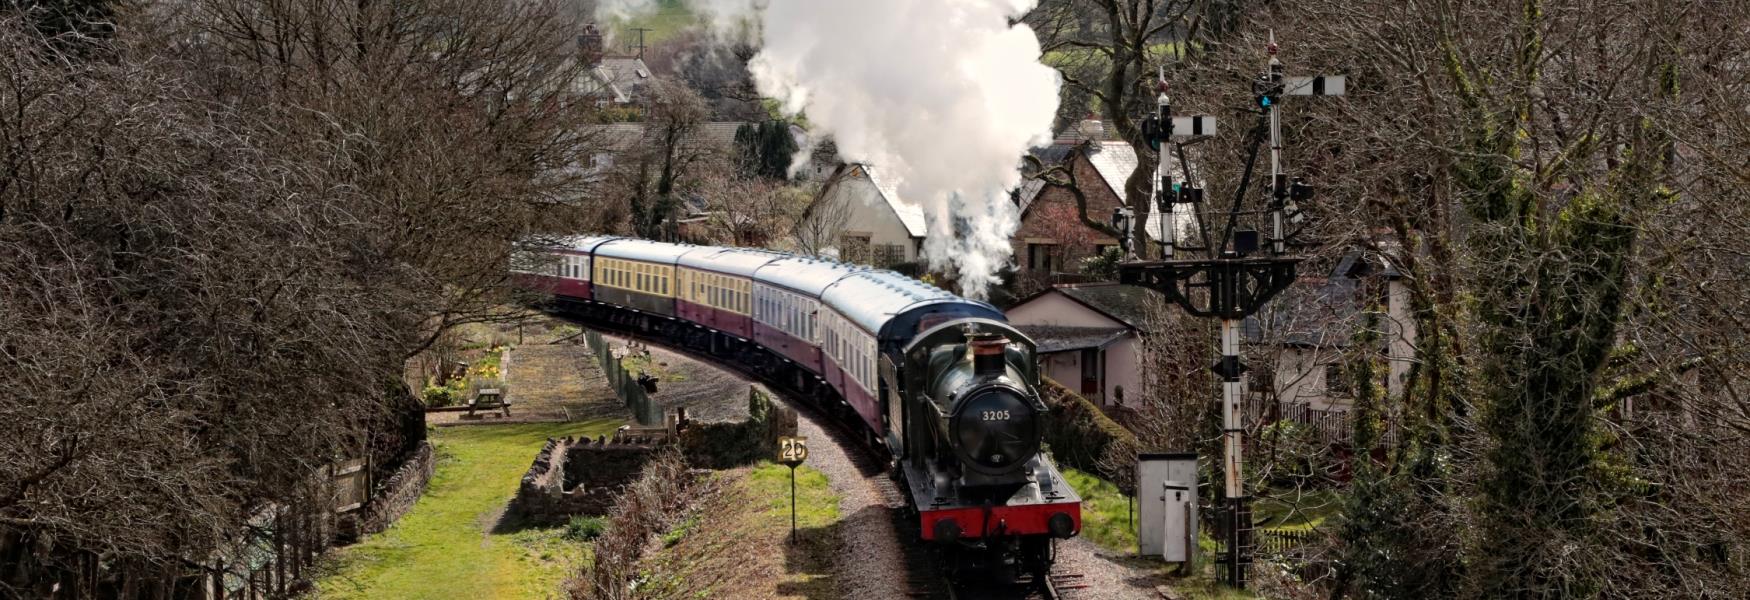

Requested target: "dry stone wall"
[{"left": 515, "top": 434, "right": 661, "bottom": 524}]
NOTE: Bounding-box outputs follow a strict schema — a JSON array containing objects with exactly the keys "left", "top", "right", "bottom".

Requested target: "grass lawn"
[
  {"left": 315, "top": 419, "right": 621, "bottom": 600},
  {"left": 1252, "top": 489, "right": 1341, "bottom": 532},
  {"left": 603, "top": 0, "right": 698, "bottom": 48}
]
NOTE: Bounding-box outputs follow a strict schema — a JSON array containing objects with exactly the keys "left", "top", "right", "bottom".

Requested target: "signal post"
[{"left": 1118, "top": 37, "right": 1343, "bottom": 590}]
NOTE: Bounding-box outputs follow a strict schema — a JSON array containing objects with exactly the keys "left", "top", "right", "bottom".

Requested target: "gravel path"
[{"left": 1052, "top": 538, "right": 1170, "bottom": 600}]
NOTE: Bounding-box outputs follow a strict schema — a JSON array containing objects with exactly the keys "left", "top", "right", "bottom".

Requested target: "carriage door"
[{"left": 881, "top": 356, "right": 903, "bottom": 457}]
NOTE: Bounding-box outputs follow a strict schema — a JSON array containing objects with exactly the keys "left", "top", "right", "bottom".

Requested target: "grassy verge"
[
  {"left": 1063, "top": 467, "right": 1266, "bottom": 600},
  {"left": 1062, "top": 467, "right": 1138, "bottom": 554},
  {"left": 636, "top": 462, "right": 840, "bottom": 599},
  {"left": 315, "top": 419, "right": 621, "bottom": 600}
]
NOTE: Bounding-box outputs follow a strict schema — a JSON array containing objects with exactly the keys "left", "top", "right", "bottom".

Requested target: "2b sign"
[{"left": 778, "top": 436, "right": 809, "bottom": 467}]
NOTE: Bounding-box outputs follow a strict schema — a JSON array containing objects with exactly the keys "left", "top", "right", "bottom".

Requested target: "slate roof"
[
  {"left": 584, "top": 122, "right": 648, "bottom": 153},
  {"left": 580, "top": 121, "right": 750, "bottom": 155},
  {"left": 692, "top": 122, "right": 746, "bottom": 152},
  {"left": 1255, "top": 251, "right": 1379, "bottom": 348},
  {"left": 1015, "top": 324, "right": 1131, "bottom": 354},
  {"left": 1014, "top": 142, "right": 1078, "bottom": 214},
  {"left": 1031, "top": 143, "right": 1077, "bottom": 164},
  {"left": 1050, "top": 283, "right": 1166, "bottom": 330},
  {"left": 1084, "top": 141, "right": 1138, "bottom": 201},
  {"left": 860, "top": 165, "right": 929, "bottom": 238},
  {"left": 1014, "top": 178, "right": 1048, "bottom": 214},
  {"left": 1266, "top": 278, "right": 1363, "bottom": 348},
  {"left": 574, "top": 56, "right": 652, "bottom": 104}
]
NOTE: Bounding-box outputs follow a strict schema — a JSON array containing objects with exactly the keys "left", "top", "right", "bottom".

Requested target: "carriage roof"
[
  {"left": 592, "top": 238, "right": 697, "bottom": 264},
  {"left": 754, "top": 257, "right": 867, "bottom": 296},
  {"left": 677, "top": 247, "right": 785, "bottom": 277},
  {"left": 821, "top": 270, "right": 975, "bottom": 334}
]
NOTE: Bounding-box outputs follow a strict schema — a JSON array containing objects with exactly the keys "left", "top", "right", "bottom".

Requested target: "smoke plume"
[{"left": 598, "top": 0, "right": 1060, "bottom": 300}]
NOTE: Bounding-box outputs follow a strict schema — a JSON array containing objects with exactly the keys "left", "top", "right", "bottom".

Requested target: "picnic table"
[{"left": 467, "top": 388, "right": 511, "bottom": 417}]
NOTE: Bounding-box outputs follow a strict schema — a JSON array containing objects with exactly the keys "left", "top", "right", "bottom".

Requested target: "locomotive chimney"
[{"left": 970, "top": 334, "right": 1008, "bottom": 377}]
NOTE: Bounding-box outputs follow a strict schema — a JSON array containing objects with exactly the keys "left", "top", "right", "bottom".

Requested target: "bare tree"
[
  {"left": 610, "top": 77, "right": 711, "bottom": 240},
  {"left": 1, "top": 0, "right": 611, "bottom": 591},
  {"left": 1026, "top": 0, "right": 1262, "bottom": 257},
  {"left": 790, "top": 168, "right": 855, "bottom": 258},
  {"left": 693, "top": 169, "right": 812, "bottom": 248},
  {"left": 140, "top": 0, "right": 605, "bottom": 359}
]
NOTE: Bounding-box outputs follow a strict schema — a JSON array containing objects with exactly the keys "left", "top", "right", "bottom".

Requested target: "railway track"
[
  {"left": 555, "top": 310, "right": 1088, "bottom": 600},
  {"left": 942, "top": 560, "right": 1088, "bottom": 600}
]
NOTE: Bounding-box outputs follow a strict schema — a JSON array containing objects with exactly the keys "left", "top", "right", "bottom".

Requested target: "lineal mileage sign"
[{"left": 778, "top": 436, "right": 809, "bottom": 467}]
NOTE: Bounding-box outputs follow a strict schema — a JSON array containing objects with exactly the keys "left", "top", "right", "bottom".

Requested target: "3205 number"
[{"left": 981, "top": 410, "right": 1011, "bottom": 421}]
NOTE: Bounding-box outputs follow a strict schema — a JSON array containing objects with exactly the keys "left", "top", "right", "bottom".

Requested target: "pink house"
[{"left": 1005, "top": 283, "right": 1162, "bottom": 407}]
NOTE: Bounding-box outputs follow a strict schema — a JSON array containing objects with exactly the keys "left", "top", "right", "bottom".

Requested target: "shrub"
[
  {"left": 421, "top": 384, "right": 458, "bottom": 408},
  {"left": 563, "top": 516, "right": 607, "bottom": 542}
]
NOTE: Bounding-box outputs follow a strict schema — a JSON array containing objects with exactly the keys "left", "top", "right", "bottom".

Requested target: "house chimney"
[
  {"left": 1078, "top": 115, "right": 1105, "bottom": 141},
  {"left": 578, "top": 23, "right": 605, "bottom": 67}
]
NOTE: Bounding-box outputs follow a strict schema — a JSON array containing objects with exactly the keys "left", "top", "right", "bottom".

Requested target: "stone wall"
[
  {"left": 678, "top": 386, "right": 795, "bottom": 469},
  {"left": 515, "top": 434, "right": 661, "bottom": 525},
  {"left": 358, "top": 441, "right": 435, "bottom": 535}
]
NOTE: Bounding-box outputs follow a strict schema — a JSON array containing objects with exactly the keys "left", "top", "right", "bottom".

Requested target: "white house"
[
  {"left": 1250, "top": 251, "right": 1418, "bottom": 413},
  {"left": 799, "top": 164, "right": 927, "bottom": 267},
  {"left": 1005, "top": 283, "right": 1163, "bottom": 407}
]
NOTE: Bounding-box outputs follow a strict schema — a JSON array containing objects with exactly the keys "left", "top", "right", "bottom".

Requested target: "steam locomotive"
[{"left": 514, "top": 236, "right": 1081, "bottom": 576}]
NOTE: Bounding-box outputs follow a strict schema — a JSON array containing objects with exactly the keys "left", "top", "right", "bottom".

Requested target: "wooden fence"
[
  {"left": 1255, "top": 528, "right": 1319, "bottom": 557},
  {"left": 584, "top": 330, "right": 662, "bottom": 426},
  {"left": 1244, "top": 397, "right": 1401, "bottom": 448}
]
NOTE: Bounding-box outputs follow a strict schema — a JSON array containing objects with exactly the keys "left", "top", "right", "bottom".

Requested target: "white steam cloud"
[{"left": 599, "top": 0, "right": 1060, "bottom": 300}]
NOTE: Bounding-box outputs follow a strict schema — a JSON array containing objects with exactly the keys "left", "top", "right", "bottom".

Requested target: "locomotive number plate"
[
  {"left": 981, "top": 410, "right": 1012, "bottom": 421},
  {"left": 778, "top": 436, "right": 809, "bottom": 466}
]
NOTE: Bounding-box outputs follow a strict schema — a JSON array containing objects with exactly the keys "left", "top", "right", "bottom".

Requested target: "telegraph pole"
[
  {"left": 629, "top": 27, "right": 653, "bottom": 58},
  {"left": 1121, "top": 38, "right": 1343, "bottom": 590}
]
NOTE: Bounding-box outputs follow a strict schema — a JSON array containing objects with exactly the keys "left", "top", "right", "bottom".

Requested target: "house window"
[
  {"left": 874, "top": 243, "right": 905, "bottom": 267},
  {"left": 1027, "top": 243, "right": 1059, "bottom": 272},
  {"left": 1325, "top": 363, "right": 1352, "bottom": 397}
]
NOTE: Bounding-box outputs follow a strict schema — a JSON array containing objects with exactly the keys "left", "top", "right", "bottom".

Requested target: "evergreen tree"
[{"left": 734, "top": 119, "right": 799, "bottom": 181}]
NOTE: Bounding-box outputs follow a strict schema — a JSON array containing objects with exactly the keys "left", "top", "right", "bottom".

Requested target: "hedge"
[{"left": 1040, "top": 378, "right": 1142, "bottom": 494}]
